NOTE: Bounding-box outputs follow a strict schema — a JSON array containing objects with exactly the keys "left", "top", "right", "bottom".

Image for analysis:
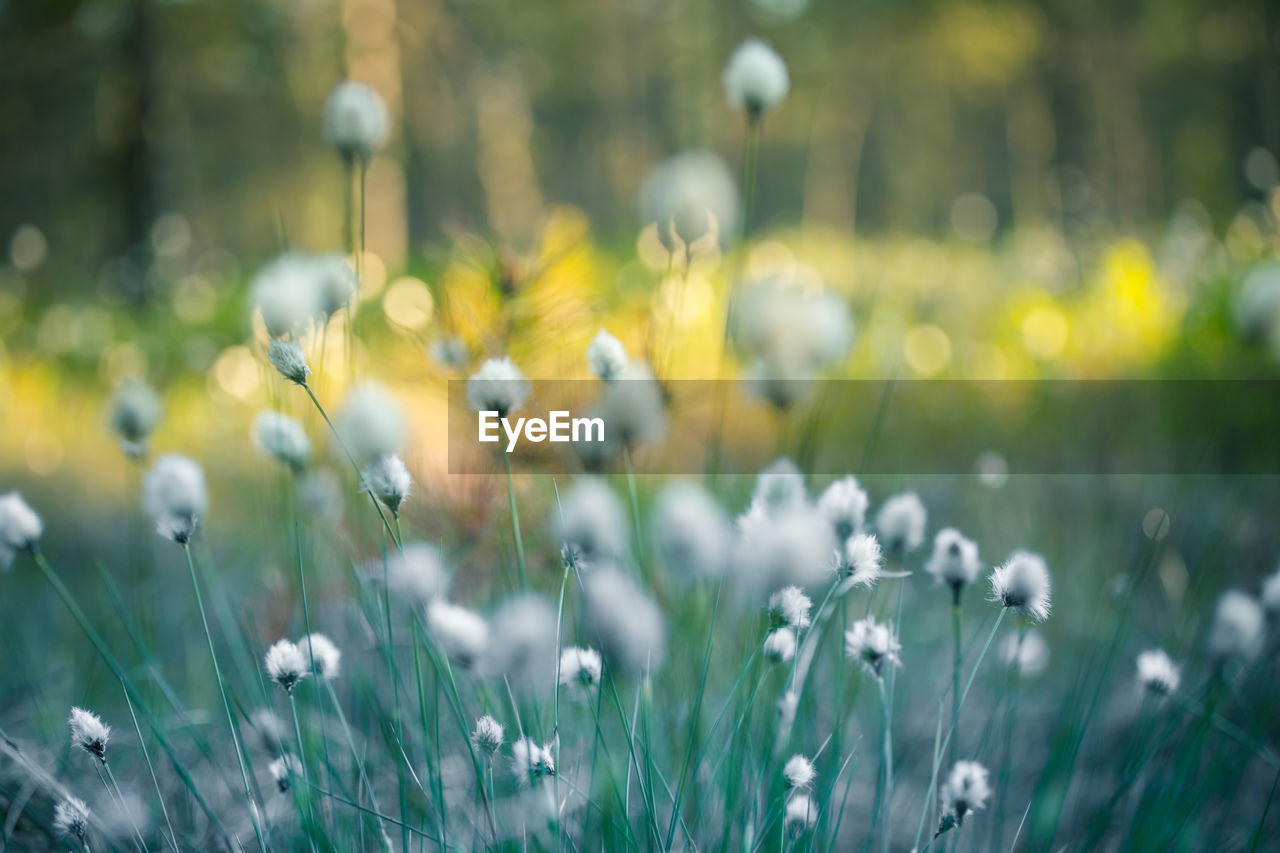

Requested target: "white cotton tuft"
[
  {"left": 875, "top": 492, "right": 927, "bottom": 557},
  {"left": 989, "top": 550, "right": 1052, "bottom": 622},
  {"left": 313, "top": 253, "right": 357, "bottom": 318},
  {"left": 265, "top": 639, "right": 308, "bottom": 694},
  {"left": 362, "top": 453, "right": 411, "bottom": 516},
  {"left": 763, "top": 628, "right": 797, "bottom": 663},
  {"left": 382, "top": 542, "right": 449, "bottom": 606},
  {"left": 652, "top": 482, "right": 731, "bottom": 579},
  {"left": 997, "top": 629, "right": 1049, "bottom": 678},
  {"left": 269, "top": 754, "right": 302, "bottom": 793},
  {"left": 53, "top": 796, "right": 90, "bottom": 840},
  {"left": 472, "top": 715, "right": 505, "bottom": 755},
  {"left": 254, "top": 411, "right": 311, "bottom": 471},
  {"left": 845, "top": 615, "right": 901, "bottom": 678},
  {"left": 299, "top": 633, "right": 342, "bottom": 681},
  {"left": 0, "top": 492, "right": 42, "bottom": 568},
  {"left": 732, "top": 281, "right": 853, "bottom": 402},
  {"left": 640, "top": 150, "right": 739, "bottom": 250},
  {"left": 108, "top": 379, "right": 163, "bottom": 458},
  {"left": 817, "top": 476, "right": 869, "bottom": 542},
  {"left": 587, "top": 329, "right": 628, "bottom": 380},
  {"left": 427, "top": 599, "right": 489, "bottom": 669},
  {"left": 559, "top": 646, "right": 603, "bottom": 698},
  {"left": 735, "top": 505, "right": 834, "bottom": 592},
  {"left": 1136, "top": 648, "right": 1180, "bottom": 697},
  {"left": 723, "top": 39, "right": 790, "bottom": 116},
  {"left": 323, "top": 81, "right": 389, "bottom": 164},
  {"left": 941, "top": 761, "right": 991, "bottom": 826},
  {"left": 768, "top": 585, "right": 812, "bottom": 631},
  {"left": 267, "top": 340, "right": 311, "bottom": 385},
  {"left": 597, "top": 362, "right": 667, "bottom": 448},
  {"left": 556, "top": 477, "right": 629, "bottom": 565},
  {"left": 485, "top": 594, "right": 559, "bottom": 692},
  {"left": 784, "top": 793, "right": 817, "bottom": 838},
  {"left": 584, "top": 565, "right": 666, "bottom": 675},
  {"left": 142, "top": 454, "right": 207, "bottom": 544},
  {"left": 840, "top": 532, "right": 883, "bottom": 589},
  {"left": 749, "top": 457, "right": 807, "bottom": 515},
  {"left": 69, "top": 707, "right": 111, "bottom": 761},
  {"left": 1206, "top": 589, "right": 1265, "bottom": 663},
  {"left": 925, "top": 528, "right": 982, "bottom": 591},
  {"left": 335, "top": 382, "right": 407, "bottom": 463},
  {"left": 783, "top": 754, "right": 816, "bottom": 790},
  {"left": 251, "top": 252, "right": 323, "bottom": 339},
  {"left": 510, "top": 737, "right": 556, "bottom": 787},
  {"left": 466, "top": 357, "right": 530, "bottom": 417}
]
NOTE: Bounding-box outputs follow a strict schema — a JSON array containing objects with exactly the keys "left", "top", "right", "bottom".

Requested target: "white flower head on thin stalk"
[
  {"left": 652, "top": 482, "right": 731, "bottom": 580},
  {"left": 749, "top": 457, "right": 808, "bottom": 516},
  {"left": 251, "top": 252, "right": 323, "bottom": 339},
  {"left": 1261, "top": 567, "right": 1280, "bottom": 614},
  {"left": 267, "top": 340, "right": 311, "bottom": 386},
  {"left": 587, "top": 329, "right": 628, "bottom": 380},
  {"left": 875, "top": 492, "right": 927, "bottom": 558},
  {"left": 840, "top": 532, "right": 883, "bottom": 589},
  {"left": 768, "top": 585, "right": 812, "bottom": 631},
  {"left": 269, "top": 754, "right": 302, "bottom": 793},
  {"left": 472, "top": 715, "right": 505, "bottom": 756},
  {"left": 53, "top": 796, "right": 90, "bottom": 842},
  {"left": 736, "top": 505, "right": 835, "bottom": 592},
  {"left": 248, "top": 708, "right": 289, "bottom": 754},
  {"left": 817, "top": 476, "right": 869, "bottom": 543},
  {"left": 597, "top": 362, "right": 668, "bottom": 449},
  {"left": 556, "top": 477, "right": 629, "bottom": 565},
  {"left": 486, "top": 594, "right": 560, "bottom": 693},
  {"left": 382, "top": 542, "right": 449, "bottom": 606},
  {"left": 362, "top": 453, "right": 411, "bottom": 517},
  {"left": 989, "top": 550, "right": 1052, "bottom": 622},
  {"left": 925, "top": 528, "right": 983, "bottom": 592},
  {"left": 723, "top": 39, "right": 790, "bottom": 119},
  {"left": 0, "top": 492, "right": 42, "bottom": 569},
  {"left": 108, "top": 379, "right": 163, "bottom": 458},
  {"left": 69, "top": 707, "right": 111, "bottom": 762},
  {"left": 299, "top": 633, "right": 341, "bottom": 681},
  {"left": 427, "top": 599, "right": 489, "bottom": 669},
  {"left": 763, "top": 627, "right": 797, "bottom": 664},
  {"left": 142, "top": 454, "right": 207, "bottom": 544},
  {"left": 1206, "top": 589, "right": 1266, "bottom": 664},
  {"left": 254, "top": 411, "right": 311, "bottom": 472},
  {"left": 784, "top": 793, "right": 817, "bottom": 839},
  {"left": 430, "top": 336, "right": 469, "bottom": 370},
  {"left": 640, "top": 150, "right": 739, "bottom": 251},
  {"left": 1136, "top": 648, "right": 1180, "bottom": 698},
  {"left": 997, "top": 629, "right": 1050, "bottom": 678},
  {"left": 265, "top": 639, "right": 308, "bottom": 694},
  {"left": 783, "top": 754, "right": 816, "bottom": 790},
  {"left": 940, "top": 761, "right": 991, "bottom": 829},
  {"left": 466, "top": 357, "right": 530, "bottom": 419},
  {"left": 845, "top": 615, "right": 902, "bottom": 678},
  {"left": 335, "top": 382, "right": 407, "bottom": 464},
  {"left": 511, "top": 737, "right": 556, "bottom": 787},
  {"left": 731, "top": 279, "right": 853, "bottom": 390},
  {"left": 584, "top": 565, "right": 666, "bottom": 675},
  {"left": 777, "top": 689, "right": 799, "bottom": 730},
  {"left": 559, "top": 646, "right": 603, "bottom": 699},
  {"left": 313, "top": 253, "right": 357, "bottom": 319},
  {"left": 323, "top": 80, "right": 389, "bottom": 165}
]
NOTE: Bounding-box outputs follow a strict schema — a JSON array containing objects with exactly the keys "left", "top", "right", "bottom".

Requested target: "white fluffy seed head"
[
  {"left": 265, "top": 639, "right": 308, "bottom": 693},
  {"left": 299, "top": 633, "right": 341, "bottom": 681},
  {"left": 472, "top": 715, "right": 505, "bottom": 755},
  {"left": 267, "top": 340, "right": 311, "bottom": 386},
  {"left": 511, "top": 737, "right": 556, "bottom": 786},
  {"left": 0, "top": 492, "right": 42, "bottom": 568},
  {"left": 784, "top": 793, "right": 817, "bottom": 838},
  {"left": 845, "top": 615, "right": 902, "bottom": 678},
  {"left": 251, "top": 252, "right": 323, "bottom": 339},
  {"left": 383, "top": 542, "right": 450, "bottom": 606},
  {"left": 1136, "top": 648, "right": 1180, "bottom": 697},
  {"left": 1206, "top": 589, "right": 1266, "bottom": 663},
  {"left": 68, "top": 707, "right": 111, "bottom": 760},
  {"left": 597, "top": 362, "right": 668, "bottom": 449},
  {"left": 652, "top": 482, "right": 731, "bottom": 580},
  {"left": 427, "top": 599, "right": 489, "bottom": 669},
  {"left": 736, "top": 505, "right": 835, "bottom": 593},
  {"left": 763, "top": 627, "right": 797, "bottom": 664},
  {"left": 587, "top": 329, "right": 628, "bottom": 380},
  {"left": 559, "top": 646, "right": 603, "bottom": 697},
  {"left": 556, "top": 477, "right": 629, "bottom": 565},
  {"left": 783, "top": 754, "right": 816, "bottom": 789},
  {"left": 362, "top": 454, "right": 411, "bottom": 516},
  {"left": 989, "top": 550, "right": 1052, "bottom": 622},
  {"left": 875, "top": 492, "right": 927, "bottom": 557},
  {"left": 750, "top": 457, "right": 808, "bottom": 514},
  {"left": 313, "top": 252, "right": 357, "bottom": 317},
  {"left": 486, "top": 594, "right": 560, "bottom": 692},
  {"left": 768, "top": 586, "right": 812, "bottom": 631},
  {"left": 925, "top": 528, "right": 982, "bottom": 590},
  {"left": 942, "top": 761, "right": 991, "bottom": 826},
  {"left": 108, "top": 379, "right": 163, "bottom": 457},
  {"left": 817, "top": 476, "right": 869, "bottom": 542},
  {"left": 323, "top": 81, "right": 389, "bottom": 164},
  {"left": 466, "top": 357, "right": 530, "bottom": 417},
  {"left": 640, "top": 150, "right": 739, "bottom": 251},
  {"left": 584, "top": 565, "right": 666, "bottom": 675},
  {"left": 142, "top": 454, "right": 207, "bottom": 544},
  {"left": 335, "top": 382, "right": 407, "bottom": 464},
  {"left": 731, "top": 280, "right": 853, "bottom": 388},
  {"left": 997, "top": 629, "right": 1050, "bottom": 677},
  {"left": 53, "top": 796, "right": 90, "bottom": 840},
  {"left": 723, "top": 39, "right": 790, "bottom": 117},
  {"left": 840, "top": 532, "right": 883, "bottom": 589},
  {"left": 269, "top": 754, "right": 301, "bottom": 792},
  {"left": 254, "top": 411, "right": 311, "bottom": 471}
]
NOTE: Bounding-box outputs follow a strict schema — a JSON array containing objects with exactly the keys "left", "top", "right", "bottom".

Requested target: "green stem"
[
  {"left": 101, "top": 761, "right": 146, "bottom": 852},
  {"left": 289, "top": 692, "right": 318, "bottom": 848},
  {"left": 878, "top": 678, "right": 894, "bottom": 853},
  {"left": 503, "top": 453, "right": 528, "bottom": 590},
  {"left": 950, "top": 592, "right": 962, "bottom": 767},
  {"left": 122, "top": 687, "right": 179, "bottom": 851},
  {"left": 324, "top": 680, "right": 392, "bottom": 849}
]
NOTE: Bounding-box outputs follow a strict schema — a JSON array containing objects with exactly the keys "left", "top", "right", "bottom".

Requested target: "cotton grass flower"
[
  {"left": 640, "top": 150, "right": 739, "bottom": 251},
  {"left": 783, "top": 754, "right": 816, "bottom": 790},
  {"left": 0, "top": 492, "right": 42, "bottom": 568},
  {"left": 108, "top": 379, "right": 162, "bottom": 458},
  {"left": 142, "top": 454, "right": 207, "bottom": 544},
  {"left": 53, "top": 796, "right": 90, "bottom": 842},
  {"left": 651, "top": 482, "right": 730, "bottom": 579},
  {"left": 1136, "top": 648, "right": 1180, "bottom": 697},
  {"left": 299, "top": 633, "right": 341, "bottom": 681},
  {"left": 466, "top": 357, "right": 530, "bottom": 418},
  {"left": 597, "top": 362, "right": 667, "bottom": 448},
  {"left": 735, "top": 505, "right": 834, "bottom": 592},
  {"left": 925, "top": 528, "right": 982, "bottom": 592},
  {"left": 254, "top": 411, "right": 311, "bottom": 471},
  {"left": 750, "top": 458, "right": 807, "bottom": 513},
  {"left": 362, "top": 453, "right": 411, "bottom": 516},
  {"left": 723, "top": 39, "right": 790, "bottom": 118},
  {"left": 875, "top": 492, "right": 927, "bottom": 557},
  {"left": 731, "top": 281, "right": 853, "bottom": 392},
  {"left": 486, "top": 594, "right": 560, "bottom": 692},
  {"left": 997, "top": 629, "right": 1049, "bottom": 678},
  {"left": 845, "top": 615, "right": 901, "bottom": 678},
  {"left": 265, "top": 639, "right": 309, "bottom": 694},
  {"left": 267, "top": 340, "right": 311, "bottom": 386},
  {"left": 584, "top": 565, "right": 666, "bottom": 675},
  {"left": 989, "top": 550, "right": 1052, "bottom": 622},
  {"left": 817, "top": 476, "right": 868, "bottom": 542},
  {"left": 472, "top": 715, "right": 505, "bottom": 756},
  {"left": 313, "top": 252, "right": 357, "bottom": 318},
  {"left": 335, "top": 382, "right": 407, "bottom": 463},
  {"left": 768, "top": 585, "right": 812, "bottom": 631},
  {"left": 763, "top": 628, "right": 797, "bottom": 664},
  {"left": 840, "top": 532, "right": 883, "bottom": 588},
  {"left": 783, "top": 793, "right": 817, "bottom": 839},
  {"left": 427, "top": 599, "right": 489, "bottom": 669},
  {"left": 324, "top": 81, "right": 389, "bottom": 165},
  {"left": 511, "top": 737, "right": 556, "bottom": 787},
  {"left": 383, "top": 542, "right": 449, "bottom": 605},
  {"left": 269, "top": 754, "right": 302, "bottom": 793},
  {"left": 1206, "top": 589, "right": 1265, "bottom": 664},
  {"left": 69, "top": 707, "right": 111, "bottom": 761},
  {"left": 556, "top": 477, "right": 629, "bottom": 564},
  {"left": 587, "top": 329, "right": 628, "bottom": 380},
  {"left": 940, "top": 760, "right": 991, "bottom": 828},
  {"left": 251, "top": 252, "right": 323, "bottom": 339},
  {"left": 559, "top": 646, "right": 603, "bottom": 698}
]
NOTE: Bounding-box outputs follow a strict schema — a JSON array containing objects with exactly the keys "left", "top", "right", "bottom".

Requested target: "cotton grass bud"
[
  {"left": 763, "top": 628, "right": 797, "bottom": 664},
  {"left": 817, "top": 476, "right": 868, "bottom": 542},
  {"left": 466, "top": 357, "right": 530, "bottom": 418},
  {"left": 299, "top": 633, "right": 341, "bottom": 681},
  {"left": 1136, "top": 648, "right": 1180, "bottom": 697},
  {"left": 427, "top": 599, "right": 489, "bottom": 669},
  {"left": 783, "top": 754, "right": 815, "bottom": 790},
  {"left": 845, "top": 615, "right": 901, "bottom": 678},
  {"left": 584, "top": 566, "right": 666, "bottom": 675},
  {"left": 486, "top": 594, "right": 559, "bottom": 692},
  {"left": 557, "top": 477, "right": 629, "bottom": 564},
  {"left": 254, "top": 411, "right": 311, "bottom": 472},
  {"left": 251, "top": 252, "right": 323, "bottom": 339},
  {"left": 875, "top": 492, "right": 927, "bottom": 558},
  {"left": 783, "top": 793, "right": 817, "bottom": 839},
  {"left": 472, "top": 715, "right": 505, "bottom": 756},
  {"left": 840, "top": 532, "right": 883, "bottom": 589},
  {"left": 723, "top": 39, "right": 790, "bottom": 118},
  {"left": 640, "top": 150, "right": 739, "bottom": 251},
  {"left": 511, "top": 737, "right": 555, "bottom": 787},
  {"left": 941, "top": 761, "right": 991, "bottom": 828},
  {"left": 142, "top": 454, "right": 207, "bottom": 544},
  {"left": 768, "top": 585, "right": 812, "bottom": 631},
  {"left": 383, "top": 542, "right": 449, "bottom": 606},
  {"left": 559, "top": 646, "right": 603, "bottom": 698},
  {"left": 925, "top": 528, "right": 982, "bottom": 592},
  {"left": 587, "top": 329, "right": 628, "bottom": 380},
  {"left": 362, "top": 454, "right": 411, "bottom": 516},
  {"left": 269, "top": 754, "right": 301, "bottom": 793},
  {"left": 989, "top": 550, "right": 1051, "bottom": 622},
  {"left": 265, "top": 639, "right": 308, "bottom": 694},
  {"left": 0, "top": 492, "right": 42, "bottom": 568},
  {"left": 53, "top": 796, "right": 90, "bottom": 841},
  {"left": 335, "top": 382, "right": 407, "bottom": 463},
  {"left": 1206, "top": 589, "right": 1265, "bottom": 664},
  {"left": 108, "top": 379, "right": 162, "bottom": 458},
  {"left": 69, "top": 707, "right": 111, "bottom": 761},
  {"left": 267, "top": 340, "right": 311, "bottom": 386},
  {"left": 324, "top": 81, "right": 389, "bottom": 165},
  {"left": 652, "top": 482, "right": 730, "bottom": 579}
]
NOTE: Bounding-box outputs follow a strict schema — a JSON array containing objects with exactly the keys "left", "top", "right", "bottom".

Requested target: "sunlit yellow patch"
[
  {"left": 1021, "top": 305, "right": 1068, "bottom": 359},
  {"left": 211, "top": 346, "right": 261, "bottom": 402},
  {"left": 904, "top": 324, "right": 952, "bottom": 375},
  {"left": 383, "top": 276, "right": 434, "bottom": 330}
]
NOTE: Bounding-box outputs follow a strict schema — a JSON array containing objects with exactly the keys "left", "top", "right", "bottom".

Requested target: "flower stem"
[
  {"left": 122, "top": 686, "right": 180, "bottom": 851},
  {"left": 950, "top": 591, "right": 962, "bottom": 766},
  {"left": 877, "top": 677, "right": 895, "bottom": 853},
  {"left": 289, "top": 692, "right": 318, "bottom": 849},
  {"left": 503, "top": 453, "right": 528, "bottom": 590}
]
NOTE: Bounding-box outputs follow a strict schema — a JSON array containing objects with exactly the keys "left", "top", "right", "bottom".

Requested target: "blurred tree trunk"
[{"left": 115, "top": 0, "right": 156, "bottom": 263}]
